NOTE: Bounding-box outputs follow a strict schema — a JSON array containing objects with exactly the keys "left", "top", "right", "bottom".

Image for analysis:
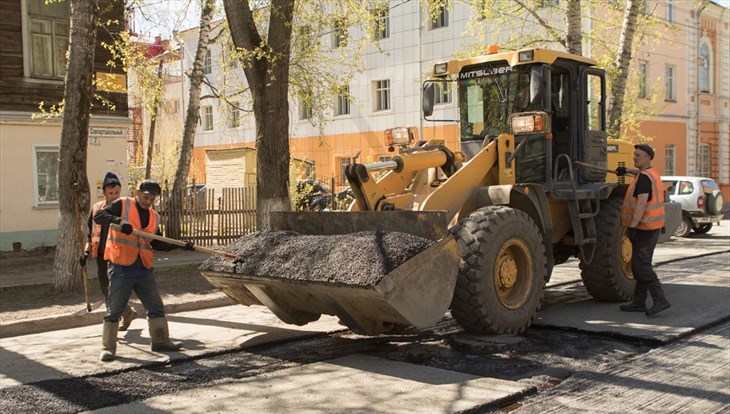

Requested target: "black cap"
[
  {"left": 102, "top": 172, "right": 121, "bottom": 189},
  {"left": 634, "top": 144, "right": 655, "bottom": 160},
  {"left": 138, "top": 180, "right": 161, "bottom": 195}
]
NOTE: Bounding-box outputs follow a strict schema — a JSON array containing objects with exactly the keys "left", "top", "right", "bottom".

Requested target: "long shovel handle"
[
  {"left": 574, "top": 160, "right": 635, "bottom": 177},
  {"left": 110, "top": 223, "right": 236, "bottom": 259}
]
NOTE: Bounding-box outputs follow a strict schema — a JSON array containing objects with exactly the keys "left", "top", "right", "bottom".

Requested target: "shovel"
[
  {"left": 574, "top": 160, "right": 636, "bottom": 177},
  {"left": 109, "top": 223, "right": 236, "bottom": 259}
]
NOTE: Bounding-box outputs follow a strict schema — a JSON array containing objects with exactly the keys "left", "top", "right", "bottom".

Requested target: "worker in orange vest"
[
  {"left": 93, "top": 180, "right": 195, "bottom": 362},
  {"left": 616, "top": 144, "right": 670, "bottom": 316},
  {"left": 84, "top": 172, "right": 137, "bottom": 330}
]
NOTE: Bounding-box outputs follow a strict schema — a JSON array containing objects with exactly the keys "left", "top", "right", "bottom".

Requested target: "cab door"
[{"left": 579, "top": 67, "right": 608, "bottom": 183}]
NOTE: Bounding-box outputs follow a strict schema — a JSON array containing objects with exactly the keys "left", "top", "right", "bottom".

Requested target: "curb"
[{"left": 0, "top": 296, "right": 236, "bottom": 339}]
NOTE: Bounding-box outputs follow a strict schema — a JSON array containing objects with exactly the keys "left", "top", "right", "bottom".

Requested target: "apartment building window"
[
  {"left": 372, "top": 6, "right": 390, "bottom": 40},
  {"left": 429, "top": 2, "right": 449, "bottom": 30},
  {"left": 202, "top": 105, "right": 213, "bottom": 131},
  {"left": 665, "top": 0, "right": 674, "bottom": 23},
  {"left": 203, "top": 49, "right": 212, "bottom": 74},
  {"left": 167, "top": 99, "right": 179, "bottom": 114},
  {"left": 333, "top": 18, "right": 348, "bottom": 48},
  {"left": 699, "top": 143, "right": 710, "bottom": 177},
  {"left": 699, "top": 41, "right": 712, "bottom": 93},
  {"left": 434, "top": 82, "right": 452, "bottom": 104},
  {"left": 34, "top": 145, "right": 59, "bottom": 204},
  {"left": 28, "top": 1, "right": 69, "bottom": 78},
  {"left": 664, "top": 65, "right": 675, "bottom": 101},
  {"left": 374, "top": 79, "right": 391, "bottom": 111},
  {"left": 336, "top": 86, "right": 350, "bottom": 116},
  {"left": 299, "top": 98, "right": 313, "bottom": 120},
  {"left": 665, "top": 145, "right": 675, "bottom": 176},
  {"left": 638, "top": 61, "right": 648, "bottom": 99},
  {"left": 338, "top": 156, "right": 354, "bottom": 185},
  {"left": 539, "top": 0, "right": 560, "bottom": 7},
  {"left": 228, "top": 101, "right": 240, "bottom": 128},
  {"left": 378, "top": 155, "right": 392, "bottom": 163},
  {"left": 297, "top": 25, "right": 313, "bottom": 55}
]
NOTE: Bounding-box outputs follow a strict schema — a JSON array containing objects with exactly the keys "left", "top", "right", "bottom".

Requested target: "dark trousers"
[
  {"left": 631, "top": 229, "right": 660, "bottom": 286},
  {"left": 104, "top": 257, "right": 165, "bottom": 323},
  {"left": 96, "top": 255, "right": 110, "bottom": 299}
]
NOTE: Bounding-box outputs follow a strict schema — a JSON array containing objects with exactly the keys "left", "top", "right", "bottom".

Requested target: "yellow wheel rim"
[
  {"left": 495, "top": 238, "right": 534, "bottom": 310},
  {"left": 620, "top": 232, "right": 633, "bottom": 280}
]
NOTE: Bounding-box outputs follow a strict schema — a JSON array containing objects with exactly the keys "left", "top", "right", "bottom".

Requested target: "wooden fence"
[{"left": 156, "top": 187, "right": 257, "bottom": 246}]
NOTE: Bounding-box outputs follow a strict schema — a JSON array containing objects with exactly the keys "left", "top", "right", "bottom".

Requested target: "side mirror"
[
  {"left": 422, "top": 83, "right": 435, "bottom": 117},
  {"left": 530, "top": 65, "right": 551, "bottom": 111}
]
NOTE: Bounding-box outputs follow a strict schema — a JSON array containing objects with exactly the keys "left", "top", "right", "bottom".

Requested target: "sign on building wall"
[{"left": 88, "top": 127, "right": 126, "bottom": 138}]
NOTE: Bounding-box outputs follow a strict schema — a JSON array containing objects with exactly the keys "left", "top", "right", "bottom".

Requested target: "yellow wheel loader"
[{"left": 200, "top": 47, "right": 680, "bottom": 336}]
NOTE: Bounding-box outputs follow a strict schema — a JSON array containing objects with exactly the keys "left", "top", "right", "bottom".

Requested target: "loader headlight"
[
  {"left": 385, "top": 126, "right": 418, "bottom": 149},
  {"left": 509, "top": 112, "right": 551, "bottom": 135}
]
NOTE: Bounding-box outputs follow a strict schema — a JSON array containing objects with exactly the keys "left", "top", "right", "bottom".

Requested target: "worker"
[
  {"left": 93, "top": 180, "right": 195, "bottom": 362},
  {"left": 616, "top": 144, "right": 671, "bottom": 316},
  {"left": 84, "top": 172, "right": 137, "bottom": 331}
]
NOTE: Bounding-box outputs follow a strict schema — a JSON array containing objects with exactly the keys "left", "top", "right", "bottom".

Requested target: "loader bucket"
[{"left": 199, "top": 211, "right": 459, "bottom": 335}]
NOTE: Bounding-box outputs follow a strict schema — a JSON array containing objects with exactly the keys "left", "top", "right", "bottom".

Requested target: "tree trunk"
[
  {"left": 565, "top": 0, "right": 582, "bottom": 55},
  {"left": 145, "top": 60, "right": 164, "bottom": 179},
  {"left": 224, "top": 0, "right": 294, "bottom": 231},
  {"left": 607, "top": 0, "right": 641, "bottom": 138},
  {"left": 53, "top": 0, "right": 98, "bottom": 292},
  {"left": 169, "top": 0, "right": 215, "bottom": 238}
]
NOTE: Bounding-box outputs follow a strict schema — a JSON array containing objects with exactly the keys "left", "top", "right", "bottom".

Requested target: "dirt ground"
[{"left": 0, "top": 248, "right": 223, "bottom": 323}]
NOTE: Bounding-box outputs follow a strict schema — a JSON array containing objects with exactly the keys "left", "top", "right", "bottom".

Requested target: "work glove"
[
  {"left": 80, "top": 251, "right": 90, "bottom": 267},
  {"left": 119, "top": 221, "right": 134, "bottom": 235},
  {"left": 626, "top": 227, "right": 637, "bottom": 242},
  {"left": 615, "top": 167, "right": 628, "bottom": 176},
  {"left": 183, "top": 241, "right": 195, "bottom": 251}
]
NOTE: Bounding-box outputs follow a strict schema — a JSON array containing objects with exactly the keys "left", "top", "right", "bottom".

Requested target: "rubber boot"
[
  {"left": 149, "top": 317, "right": 182, "bottom": 352},
  {"left": 620, "top": 283, "right": 648, "bottom": 312},
  {"left": 119, "top": 306, "right": 138, "bottom": 331},
  {"left": 100, "top": 321, "right": 119, "bottom": 362},
  {"left": 646, "top": 281, "right": 671, "bottom": 316}
]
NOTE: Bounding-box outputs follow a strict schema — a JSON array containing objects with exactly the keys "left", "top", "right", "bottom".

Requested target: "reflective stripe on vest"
[
  {"left": 621, "top": 167, "right": 666, "bottom": 230},
  {"left": 89, "top": 200, "right": 105, "bottom": 258},
  {"left": 104, "top": 197, "right": 160, "bottom": 268}
]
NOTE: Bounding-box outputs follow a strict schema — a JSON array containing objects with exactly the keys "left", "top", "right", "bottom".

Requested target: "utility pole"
[{"left": 695, "top": 1, "right": 708, "bottom": 176}]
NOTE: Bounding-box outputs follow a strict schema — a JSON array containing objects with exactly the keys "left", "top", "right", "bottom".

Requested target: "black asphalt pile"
[{"left": 199, "top": 230, "right": 434, "bottom": 286}]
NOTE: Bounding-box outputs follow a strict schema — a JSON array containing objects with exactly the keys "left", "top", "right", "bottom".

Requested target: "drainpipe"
[{"left": 696, "top": 2, "right": 707, "bottom": 176}]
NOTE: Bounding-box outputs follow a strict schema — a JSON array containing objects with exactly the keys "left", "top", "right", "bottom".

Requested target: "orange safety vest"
[
  {"left": 104, "top": 197, "right": 160, "bottom": 268},
  {"left": 89, "top": 200, "right": 106, "bottom": 258},
  {"left": 622, "top": 167, "right": 665, "bottom": 230}
]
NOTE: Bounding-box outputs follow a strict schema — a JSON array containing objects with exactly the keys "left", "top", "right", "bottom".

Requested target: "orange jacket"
[
  {"left": 89, "top": 200, "right": 106, "bottom": 258},
  {"left": 622, "top": 167, "right": 665, "bottom": 230},
  {"left": 104, "top": 197, "right": 160, "bottom": 268}
]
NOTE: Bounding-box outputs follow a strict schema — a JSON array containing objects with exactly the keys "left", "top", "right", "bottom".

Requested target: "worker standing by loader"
[
  {"left": 84, "top": 172, "right": 137, "bottom": 331},
  {"left": 94, "top": 180, "right": 194, "bottom": 361},
  {"left": 617, "top": 144, "right": 671, "bottom": 316}
]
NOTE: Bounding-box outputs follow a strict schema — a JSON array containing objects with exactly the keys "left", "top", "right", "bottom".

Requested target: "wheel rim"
[
  {"left": 495, "top": 237, "right": 533, "bottom": 310},
  {"left": 620, "top": 232, "right": 633, "bottom": 279},
  {"left": 675, "top": 219, "right": 689, "bottom": 237}
]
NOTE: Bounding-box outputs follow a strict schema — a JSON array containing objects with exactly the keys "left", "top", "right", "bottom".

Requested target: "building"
[
  {"left": 153, "top": 0, "right": 729, "bottom": 198},
  {"left": 0, "top": 0, "right": 129, "bottom": 250}
]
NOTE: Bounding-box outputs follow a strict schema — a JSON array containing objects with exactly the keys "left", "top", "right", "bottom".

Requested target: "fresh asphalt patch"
[{"left": 535, "top": 252, "right": 730, "bottom": 344}]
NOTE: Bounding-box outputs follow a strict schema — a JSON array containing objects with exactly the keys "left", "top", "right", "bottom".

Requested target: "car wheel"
[
  {"left": 674, "top": 216, "right": 693, "bottom": 238},
  {"left": 706, "top": 192, "right": 724, "bottom": 216},
  {"left": 693, "top": 223, "right": 713, "bottom": 234}
]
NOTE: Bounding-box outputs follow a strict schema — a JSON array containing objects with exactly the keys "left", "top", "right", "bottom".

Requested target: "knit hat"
[
  {"left": 102, "top": 172, "right": 121, "bottom": 189},
  {"left": 634, "top": 144, "right": 655, "bottom": 160},
  {"left": 138, "top": 180, "right": 161, "bottom": 195}
]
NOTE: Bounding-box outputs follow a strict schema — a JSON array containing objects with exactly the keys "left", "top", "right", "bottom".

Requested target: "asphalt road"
[{"left": 0, "top": 222, "right": 728, "bottom": 413}]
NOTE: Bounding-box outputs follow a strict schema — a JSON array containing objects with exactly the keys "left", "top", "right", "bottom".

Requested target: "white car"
[{"left": 661, "top": 176, "right": 724, "bottom": 237}]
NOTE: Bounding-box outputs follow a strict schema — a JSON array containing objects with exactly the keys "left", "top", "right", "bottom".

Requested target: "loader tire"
[
  {"left": 578, "top": 196, "right": 633, "bottom": 301},
  {"left": 450, "top": 206, "right": 546, "bottom": 335}
]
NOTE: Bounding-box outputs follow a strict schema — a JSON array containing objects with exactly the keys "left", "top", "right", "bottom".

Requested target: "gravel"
[{"left": 199, "top": 230, "right": 434, "bottom": 286}]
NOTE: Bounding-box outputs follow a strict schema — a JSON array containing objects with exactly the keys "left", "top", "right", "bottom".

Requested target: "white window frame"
[
  {"left": 699, "top": 143, "right": 711, "bottom": 177},
  {"left": 429, "top": 3, "right": 449, "bottom": 30},
  {"left": 664, "top": 145, "right": 675, "bottom": 176},
  {"left": 299, "top": 98, "right": 313, "bottom": 120},
  {"left": 202, "top": 105, "right": 213, "bottom": 131},
  {"left": 664, "top": 64, "right": 675, "bottom": 101},
  {"left": 22, "top": 0, "right": 69, "bottom": 80},
  {"left": 374, "top": 79, "right": 391, "bottom": 112},
  {"left": 699, "top": 40, "right": 712, "bottom": 94},
  {"left": 336, "top": 86, "right": 350, "bottom": 116},
  {"left": 333, "top": 18, "right": 348, "bottom": 48},
  {"left": 203, "top": 49, "right": 212, "bottom": 75},
  {"left": 33, "top": 145, "right": 60, "bottom": 206},
  {"left": 638, "top": 61, "right": 648, "bottom": 99},
  {"left": 338, "top": 156, "right": 354, "bottom": 185},
  {"left": 665, "top": 0, "right": 674, "bottom": 23},
  {"left": 373, "top": 7, "right": 390, "bottom": 40},
  {"left": 228, "top": 101, "right": 240, "bottom": 128},
  {"left": 434, "top": 82, "right": 452, "bottom": 105}
]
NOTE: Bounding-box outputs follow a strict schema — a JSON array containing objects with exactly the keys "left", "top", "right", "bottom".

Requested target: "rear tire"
[
  {"left": 693, "top": 223, "right": 713, "bottom": 234},
  {"left": 706, "top": 192, "right": 723, "bottom": 216},
  {"left": 674, "top": 216, "right": 693, "bottom": 238},
  {"left": 450, "top": 206, "right": 546, "bottom": 334},
  {"left": 579, "top": 196, "right": 634, "bottom": 301}
]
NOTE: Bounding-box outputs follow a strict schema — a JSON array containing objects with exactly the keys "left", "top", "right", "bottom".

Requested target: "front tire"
[
  {"left": 450, "top": 206, "right": 546, "bottom": 334},
  {"left": 693, "top": 223, "right": 713, "bottom": 234},
  {"left": 674, "top": 216, "right": 693, "bottom": 238},
  {"left": 579, "top": 196, "right": 634, "bottom": 301}
]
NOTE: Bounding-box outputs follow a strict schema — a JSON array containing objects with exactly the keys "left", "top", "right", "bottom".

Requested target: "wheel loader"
[{"left": 200, "top": 46, "right": 680, "bottom": 336}]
